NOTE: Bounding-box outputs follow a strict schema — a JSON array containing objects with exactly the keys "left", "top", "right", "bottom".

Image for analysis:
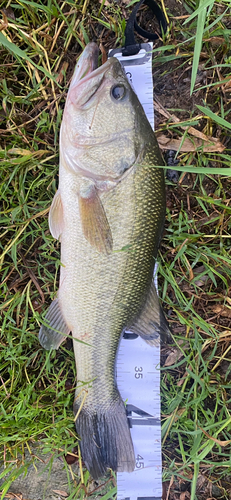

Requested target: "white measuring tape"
[
  {"left": 117, "top": 334, "right": 162, "bottom": 500},
  {"left": 109, "top": 44, "right": 162, "bottom": 500}
]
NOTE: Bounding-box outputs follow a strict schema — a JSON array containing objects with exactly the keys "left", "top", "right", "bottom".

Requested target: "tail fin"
[{"left": 74, "top": 395, "right": 135, "bottom": 479}]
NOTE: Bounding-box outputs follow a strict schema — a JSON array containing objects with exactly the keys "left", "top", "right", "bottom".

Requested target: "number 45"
[{"left": 136, "top": 454, "right": 144, "bottom": 469}]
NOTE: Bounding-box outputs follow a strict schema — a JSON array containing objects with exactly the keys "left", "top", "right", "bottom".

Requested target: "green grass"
[{"left": 1, "top": 0, "right": 231, "bottom": 498}]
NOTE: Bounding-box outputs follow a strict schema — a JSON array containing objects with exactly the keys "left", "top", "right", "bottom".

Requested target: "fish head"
[{"left": 60, "top": 43, "right": 144, "bottom": 183}]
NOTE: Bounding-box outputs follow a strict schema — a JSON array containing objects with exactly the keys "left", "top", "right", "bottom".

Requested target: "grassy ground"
[{"left": 1, "top": 0, "right": 231, "bottom": 498}]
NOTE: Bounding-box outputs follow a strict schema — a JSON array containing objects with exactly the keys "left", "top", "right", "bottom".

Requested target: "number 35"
[{"left": 135, "top": 366, "right": 143, "bottom": 379}]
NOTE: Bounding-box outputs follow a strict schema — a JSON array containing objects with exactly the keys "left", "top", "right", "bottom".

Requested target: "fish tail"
[{"left": 74, "top": 394, "right": 135, "bottom": 479}]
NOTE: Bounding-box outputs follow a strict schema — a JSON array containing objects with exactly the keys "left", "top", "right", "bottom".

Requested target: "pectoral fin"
[
  {"left": 129, "top": 282, "right": 172, "bottom": 346},
  {"left": 49, "top": 190, "right": 64, "bottom": 240},
  {"left": 79, "top": 185, "right": 113, "bottom": 254},
  {"left": 39, "top": 298, "right": 70, "bottom": 350}
]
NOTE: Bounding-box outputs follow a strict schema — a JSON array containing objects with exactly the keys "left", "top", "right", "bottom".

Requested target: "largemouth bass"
[{"left": 39, "top": 42, "right": 170, "bottom": 479}]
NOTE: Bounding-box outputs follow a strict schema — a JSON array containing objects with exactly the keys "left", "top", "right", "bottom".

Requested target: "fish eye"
[{"left": 111, "top": 84, "right": 126, "bottom": 101}]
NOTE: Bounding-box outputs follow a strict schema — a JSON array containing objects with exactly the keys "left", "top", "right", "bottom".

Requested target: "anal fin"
[
  {"left": 79, "top": 184, "right": 113, "bottom": 254},
  {"left": 129, "top": 282, "right": 172, "bottom": 346},
  {"left": 39, "top": 298, "right": 70, "bottom": 350}
]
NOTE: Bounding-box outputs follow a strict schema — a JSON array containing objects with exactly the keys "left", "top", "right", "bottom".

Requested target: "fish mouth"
[{"left": 70, "top": 42, "right": 112, "bottom": 89}]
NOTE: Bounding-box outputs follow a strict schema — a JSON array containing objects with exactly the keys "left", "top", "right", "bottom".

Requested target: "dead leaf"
[
  {"left": 3, "top": 494, "right": 24, "bottom": 500},
  {"left": 164, "top": 348, "right": 183, "bottom": 367},
  {"left": 157, "top": 134, "right": 224, "bottom": 153},
  {"left": 204, "top": 36, "right": 226, "bottom": 45},
  {"left": 154, "top": 97, "right": 225, "bottom": 152},
  {"left": 1, "top": 7, "right": 15, "bottom": 20},
  {"left": 56, "top": 62, "right": 69, "bottom": 85},
  {"left": 186, "top": 127, "right": 216, "bottom": 142},
  {"left": 64, "top": 451, "right": 78, "bottom": 464},
  {"left": 155, "top": 98, "right": 212, "bottom": 140},
  {"left": 0, "top": 11, "right": 8, "bottom": 30},
  {"left": 180, "top": 492, "right": 190, "bottom": 500},
  {"left": 7, "top": 148, "right": 32, "bottom": 156},
  {"left": 100, "top": 43, "right": 107, "bottom": 64},
  {"left": 199, "top": 426, "right": 231, "bottom": 447},
  {"left": 196, "top": 474, "right": 207, "bottom": 490},
  {"left": 213, "top": 304, "right": 231, "bottom": 318},
  {"left": 52, "top": 490, "right": 69, "bottom": 497},
  {"left": 193, "top": 265, "right": 209, "bottom": 287},
  {"left": 224, "top": 79, "right": 231, "bottom": 91},
  {"left": 194, "top": 275, "right": 208, "bottom": 287},
  {"left": 211, "top": 75, "right": 231, "bottom": 91}
]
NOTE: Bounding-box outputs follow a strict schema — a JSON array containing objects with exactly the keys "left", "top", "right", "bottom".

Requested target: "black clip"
[{"left": 122, "top": 0, "right": 168, "bottom": 57}]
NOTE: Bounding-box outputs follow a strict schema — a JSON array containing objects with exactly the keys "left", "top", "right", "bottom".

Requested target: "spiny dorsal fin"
[{"left": 79, "top": 185, "right": 113, "bottom": 254}]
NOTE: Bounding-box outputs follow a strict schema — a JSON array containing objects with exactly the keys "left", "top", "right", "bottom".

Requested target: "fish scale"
[{"left": 39, "top": 43, "right": 170, "bottom": 479}]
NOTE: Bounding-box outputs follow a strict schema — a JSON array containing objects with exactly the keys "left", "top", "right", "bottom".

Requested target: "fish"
[{"left": 39, "top": 42, "right": 171, "bottom": 479}]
